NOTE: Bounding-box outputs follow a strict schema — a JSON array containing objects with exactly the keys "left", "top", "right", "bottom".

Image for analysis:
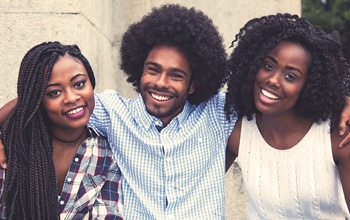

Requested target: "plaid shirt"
[
  {"left": 90, "top": 90, "right": 237, "bottom": 220},
  {"left": 0, "top": 127, "right": 123, "bottom": 220}
]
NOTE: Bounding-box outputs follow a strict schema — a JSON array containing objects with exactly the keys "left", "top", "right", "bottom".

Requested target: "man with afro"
[{"left": 90, "top": 4, "right": 236, "bottom": 219}]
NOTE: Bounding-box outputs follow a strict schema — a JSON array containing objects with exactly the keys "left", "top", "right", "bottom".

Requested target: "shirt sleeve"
[
  {"left": 89, "top": 90, "right": 121, "bottom": 137},
  {"left": 89, "top": 157, "right": 124, "bottom": 219},
  {"left": 216, "top": 91, "right": 238, "bottom": 137}
]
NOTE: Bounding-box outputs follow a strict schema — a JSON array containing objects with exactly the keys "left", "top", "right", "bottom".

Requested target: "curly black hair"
[
  {"left": 225, "top": 13, "right": 350, "bottom": 129},
  {"left": 120, "top": 4, "right": 228, "bottom": 105}
]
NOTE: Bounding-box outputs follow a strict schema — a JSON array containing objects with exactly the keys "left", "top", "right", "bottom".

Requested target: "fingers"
[
  {"left": 339, "top": 96, "right": 350, "bottom": 136},
  {"left": 0, "top": 138, "right": 7, "bottom": 169},
  {"left": 339, "top": 119, "right": 349, "bottom": 136}
]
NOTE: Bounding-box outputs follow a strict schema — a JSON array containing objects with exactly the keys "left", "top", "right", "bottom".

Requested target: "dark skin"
[
  {"left": 226, "top": 41, "right": 350, "bottom": 211},
  {"left": 52, "top": 129, "right": 87, "bottom": 194},
  {"left": 226, "top": 114, "right": 350, "bottom": 211},
  {"left": 0, "top": 56, "right": 95, "bottom": 201},
  {"left": 224, "top": 96, "right": 350, "bottom": 172},
  {"left": 3, "top": 96, "right": 350, "bottom": 171}
]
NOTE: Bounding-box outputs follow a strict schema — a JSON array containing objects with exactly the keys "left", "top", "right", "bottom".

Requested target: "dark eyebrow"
[
  {"left": 145, "top": 61, "right": 189, "bottom": 77},
  {"left": 266, "top": 55, "right": 303, "bottom": 75},
  {"left": 46, "top": 73, "right": 86, "bottom": 88}
]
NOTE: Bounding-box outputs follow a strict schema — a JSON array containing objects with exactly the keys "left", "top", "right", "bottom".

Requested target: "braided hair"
[
  {"left": 225, "top": 13, "right": 350, "bottom": 129},
  {"left": 120, "top": 4, "right": 228, "bottom": 105},
  {"left": 0, "top": 41, "right": 95, "bottom": 219}
]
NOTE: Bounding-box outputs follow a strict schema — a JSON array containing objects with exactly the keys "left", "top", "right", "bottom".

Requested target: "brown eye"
[
  {"left": 74, "top": 81, "right": 85, "bottom": 88},
  {"left": 285, "top": 73, "right": 296, "bottom": 81},
  {"left": 48, "top": 90, "right": 61, "bottom": 97}
]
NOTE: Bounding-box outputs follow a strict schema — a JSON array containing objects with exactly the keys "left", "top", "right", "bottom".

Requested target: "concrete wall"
[{"left": 0, "top": 1, "right": 300, "bottom": 219}]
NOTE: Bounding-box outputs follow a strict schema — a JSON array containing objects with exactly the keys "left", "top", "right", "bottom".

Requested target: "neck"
[
  {"left": 256, "top": 112, "right": 312, "bottom": 131},
  {"left": 52, "top": 129, "right": 86, "bottom": 144},
  {"left": 255, "top": 112, "right": 314, "bottom": 150}
]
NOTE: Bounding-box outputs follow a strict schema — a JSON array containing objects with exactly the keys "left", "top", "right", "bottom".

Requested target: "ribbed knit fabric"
[{"left": 236, "top": 116, "right": 350, "bottom": 220}]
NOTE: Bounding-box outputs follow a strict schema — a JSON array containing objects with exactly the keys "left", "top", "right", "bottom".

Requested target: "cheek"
[
  {"left": 43, "top": 99, "right": 59, "bottom": 115},
  {"left": 287, "top": 83, "right": 305, "bottom": 97},
  {"left": 43, "top": 106, "right": 58, "bottom": 123},
  {"left": 139, "top": 75, "right": 148, "bottom": 88},
  {"left": 254, "top": 70, "right": 265, "bottom": 83}
]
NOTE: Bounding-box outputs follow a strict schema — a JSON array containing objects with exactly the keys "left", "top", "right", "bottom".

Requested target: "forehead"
[
  {"left": 145, "top": 45, "right": 190, "bottom": 69},
  {"left": 49, "top": 55, "right": 86, "bottom": 79},
  {"left": 269, "top": 41, "right": 310, "bottom": 69}
]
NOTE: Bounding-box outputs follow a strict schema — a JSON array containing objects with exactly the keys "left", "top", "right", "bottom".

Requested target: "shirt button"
[
  {"left": 166, "top": 157, "right": 171, "bottom": 162},
  {"left": 198, "top": 137, "right": 203, "bottom": 142},
  {"left": 74, "top": 157, "right": 79, "bottom": 162},
  {"left": 67, "top": 177, "right": 72, "bottom": 182},
  {"left": 59, "top": 200, "right": 65, "bottom": 205}
]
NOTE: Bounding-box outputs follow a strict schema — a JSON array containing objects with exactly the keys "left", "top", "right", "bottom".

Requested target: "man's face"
[{"left": 140, "top": 44, "right": 194, "bottom": 126}]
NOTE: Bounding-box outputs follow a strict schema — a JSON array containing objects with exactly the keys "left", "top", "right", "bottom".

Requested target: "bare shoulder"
[{"left": 331, "top": 127, "right": 350, "bottom": 163}]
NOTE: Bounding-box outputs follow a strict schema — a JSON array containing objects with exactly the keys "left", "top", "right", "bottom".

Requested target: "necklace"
[{"left": 52, "top": 130, "right": 85, "bottom": 144}]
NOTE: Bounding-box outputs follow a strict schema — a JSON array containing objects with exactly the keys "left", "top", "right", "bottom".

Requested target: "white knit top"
[{"left": 236, "top": 116, "right": 350, "bottom": 220}]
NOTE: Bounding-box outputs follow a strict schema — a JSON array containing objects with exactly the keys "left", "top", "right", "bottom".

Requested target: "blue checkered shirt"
[{"left": 90, "top": 90, "right": 237, "bottom": 220}]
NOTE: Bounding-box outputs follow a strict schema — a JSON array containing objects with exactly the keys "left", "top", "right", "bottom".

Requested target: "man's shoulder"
[
  {"left": 95, "top": 90, "right": 140, "bottom": 107},
  {"left": 95, "top": 90, "right": 123, "bottom": 102},
  {"left": 195, "top": 92, "right": 226, "bottom": 109}
]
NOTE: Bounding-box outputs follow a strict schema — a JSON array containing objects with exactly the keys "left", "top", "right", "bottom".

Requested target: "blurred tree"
[{"left": 302, "top": 0, "right": 350, "bottom": 62}]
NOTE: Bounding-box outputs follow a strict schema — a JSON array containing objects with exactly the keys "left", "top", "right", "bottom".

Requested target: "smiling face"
[
  {"left": 42, "top": 55, "right": 94, "bottom": 133},
  {"left": 254, "top": 41, "right": 310, "bottom": 116},
  {"left": 140, "top": 45, "right": 194, "bottom": 126}
]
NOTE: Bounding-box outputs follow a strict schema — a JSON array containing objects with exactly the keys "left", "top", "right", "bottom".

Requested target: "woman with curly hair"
[
  {"left": 225, "top": 13, "right": 350, "bottom": 218},
  {"left": 0, "top": 41, "right": 123, "bottom": 219}
]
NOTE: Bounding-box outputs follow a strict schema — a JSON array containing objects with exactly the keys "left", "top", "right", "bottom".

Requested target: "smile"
[
  {"left": 67, "top": 107, "right": 84, "bottom": 115},
  {"left": 151, "top": 93, "right": 171, "bottom": 101},
  {"left": 261, "top": 89, "right": 280, "bottom": 100}
]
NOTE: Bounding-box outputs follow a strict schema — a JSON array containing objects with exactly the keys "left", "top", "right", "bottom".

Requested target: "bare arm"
[
  {"left": 332, "top": 127, "right": 350, "bottom": 211},
  {"left": 0, "top": 99, "right": 16, "bottom": 126},
  {"left": 0, "top": 98, "right": 17, "bottom": 168},
  {"left": 225, "top": 118, "right": 241, "bottom": 172},
  {"left": 338, "top": 157, "right": 350, "bottom": 212},
  {"left": 339, "top": 96, "right": 350, "bottom": 147}
]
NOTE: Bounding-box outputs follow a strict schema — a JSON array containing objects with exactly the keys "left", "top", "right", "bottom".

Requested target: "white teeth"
[
  {"left": 67, "top": 107, "right": 83, "bottom": 115},
  {"left": 151, "top": 93, "right": 170, "bottom": 101},
  {"left": 261, "top": 89, "right": 279, "bottom": 100}
]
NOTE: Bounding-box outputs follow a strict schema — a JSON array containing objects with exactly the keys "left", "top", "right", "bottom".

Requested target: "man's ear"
[{"left": 189, "top": 83, "right": 195, "bottom": 94}]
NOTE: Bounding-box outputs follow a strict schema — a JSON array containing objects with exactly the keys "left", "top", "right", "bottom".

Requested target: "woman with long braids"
[
  {"left": 0, "top": 41, "right": 123, "bottom": 219},
  {"left": 225, "top": 14, "right": 350, "bottom": 219}
]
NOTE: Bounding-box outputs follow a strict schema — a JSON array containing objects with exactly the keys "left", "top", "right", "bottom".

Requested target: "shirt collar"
[
  {"left": 132, "top": 93, "right": 192, "bottom": 131},
  {"left": 86, "top": 125, "right": 100, "bottom": 138}
]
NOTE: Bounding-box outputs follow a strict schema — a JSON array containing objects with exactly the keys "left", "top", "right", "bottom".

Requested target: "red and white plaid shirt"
[{"left": 0, "top": 126, "right": 123, "bottom": 220}]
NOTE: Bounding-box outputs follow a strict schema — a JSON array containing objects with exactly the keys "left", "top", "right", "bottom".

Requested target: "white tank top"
[{"left": 236, "top": 116, "right": 350, "bottom": 219}]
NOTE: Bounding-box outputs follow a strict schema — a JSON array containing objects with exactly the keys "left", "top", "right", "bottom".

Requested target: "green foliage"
[{"left": 302, "top": 0, "right": 350, "bottom": 61}]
